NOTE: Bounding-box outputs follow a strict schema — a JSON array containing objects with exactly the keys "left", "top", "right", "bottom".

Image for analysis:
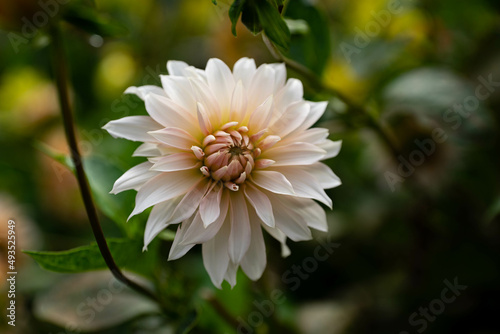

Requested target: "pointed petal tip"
[{"left": 127, "top": 208, "right": 139, "bottom": 222}]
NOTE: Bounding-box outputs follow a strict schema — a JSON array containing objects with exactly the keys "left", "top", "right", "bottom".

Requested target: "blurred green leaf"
[
  {"left": 285, "top": 0, "right": 331, "bottom": 75},
  {"left": 270, "top": 0, "right": 284, "bottom": 8},
  {"left": 229, "top": 0, "right": 246, "bottom": 36},
  {"left": 241, "top": 1, "right": 262, "bottom": 34},
  {"left": 62, "top": 4, "right": 127, "bottom": 37},
  {"left": 24, "top": 239, "right": 140, "bottom": 273},
  {"left": 255, "top": 0, "right": 290, "bottom": 52},
  {"left": 235, "top": 0, "right": 290, "bottom": 51}
]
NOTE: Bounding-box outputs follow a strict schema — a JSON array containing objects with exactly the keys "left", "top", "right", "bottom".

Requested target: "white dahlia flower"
[{"left": 103, "top": 58, "right": 341, "bottom": 287}]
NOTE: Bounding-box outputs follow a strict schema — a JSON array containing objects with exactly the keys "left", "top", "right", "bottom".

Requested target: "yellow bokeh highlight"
[
  {"left": 346, "top": 0, "right": 390, "bottom": 30},
  {"left": 0, "top": 67, "right": 58, "bottom": 132},
  {"left": 95, "top": 45, "right": 137, "bottom": 98},
  {"left": 387, "top": 9, "right": 428, "bottom": 45},
  {"left": 323, "top": 60, "right": 370, "bottom": 102}
]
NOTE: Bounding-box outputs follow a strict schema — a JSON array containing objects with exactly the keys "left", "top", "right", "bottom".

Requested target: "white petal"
[
  {"left": 150, "top": 153, "right": 201, "bottom": 172},
  {"left": 181, "top": 190, "right": 229, "bottom": 244},
  {"left": 124, "top": 86, "right": 166, "bottom": 100},
  {"left": 251, "top": 170, "right": 295, "bottom": 195},
  {"left": 184, "top": 66, "right": 208, "bottom": 82},
  {"left": 200, "top": 185, "right": 223, "bottom": 227},
  {"left": 269, "top": 101, "right": 309, "bottom": 138},
  {"left": 160, "top": 76, "right": 196, "bottom": 112},
  {"left": 295, "top": 101, "right": 328, "bottom": 132},
  {"left": 103, "top": 116, "right": 162, "bottom": 142},
  {"left": 302, "top": 200, "right": 328, "bottom": 232},
  {"left": 317, "top": 139, "right": 342, "bottom": 159},
  {"left": 273, "top": 78, "right": 303, "bottom": 112},
  {"left": 271, "top": 166, "right": 332, "bottom": 208},
  {"left": 167, "top": 178, "right": 210, "bottom": 225},
  {"left": 229, "top": 80, "right": 248, "bottom": 121},
  {"left": 206, "top": 58, "right": 235, "bottom": 113},
  {"left": 224, "top": 261, "right": 238, "bottom": 288},
  {"left": 233, "top": 57, "right": 256, "bottom": 89},
  {"left": 248, "top": 95, "right": 274, "bottom": 134},
  {"left": 248, "top": 64, "right": 275, "bottom": 109},
  {"left": 269, "top": 195, "right": 313, "bottom": 241},
  {"left": 244, "top": 183, "right": 275, "bottom": 227},
  {"left": 202, "top": 218, "right": 231, "bottom": 288},
  {"left": 280, "top": 196, "right": 328, "bottom": 232},
  {"left": 197, "top": 102, "right": 213, "bottom": 136},
  {"left": 168, "top": 218, "right": 196, "bottom": 260},
  {"left": 240, "top": 210, "right": 266, "bottom": 280},
  {"left": 111, "top": 161, "right": 159, "bottom": 194},
  {"left": 263, "top": 142, "right": 326, "bottom": 166},
  {"left": 145, "top": 93, "right": 198, "bottom": 133},
  {"left": 287, "top": 128, "right": 329, "bottom": 144},
  {"left": 299, "top": 163, "right": 342, "bottom": 189},
  {"left": 167, "top": 60, "right": 190, "bottom": 76},
  {"left": 189, "top": 78, "right": 221, "bottom": 125},
  {"left": 143, "top": 196, "right": 182, "bottom": 249},
  {"left": 133, "top": 142, "right": 160, "bottom": 157},
  {"left": 129, "top": 170, "right": 203, "bottom": 218},
  {"left": 228, "top": 191, "right": 251, "bottom": 263},
  {"left": 148, "top": 127, "right": 199, "bottom": 150},
  {"left": 268, "top": 63, "right": 286, "bottom": 92}
]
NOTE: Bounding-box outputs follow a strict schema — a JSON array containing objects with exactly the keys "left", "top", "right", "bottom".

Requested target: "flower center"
[
  {"left": 190, "top": 121, "right": 278, "bottom": 191},
  {"left": 228, "top": 146, "right": 244, "bottom": 156},
  {"left": 194, "top": 122, "right": 261, "bottom": 191}
]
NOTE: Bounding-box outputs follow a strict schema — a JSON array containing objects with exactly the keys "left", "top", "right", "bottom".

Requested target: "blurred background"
[{"left": 0, "top": 0, "right": 499, "bottom": 333}]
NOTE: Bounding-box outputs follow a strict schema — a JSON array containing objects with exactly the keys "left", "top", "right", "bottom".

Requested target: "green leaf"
[
  {"left": 24, "top": 239, "right": 142, "bottom": 273},
  {"left": 254, "top": 0, "right": 290, "bottom": 52},
  {"left": 285, "top": 0, "right": 331, "bottom": 75},
  {"left": 62, "top": 4, "right": 127, "bottom": 37},
  {"left": 241, "top": 1, "right": 262, "bottom": 34},
  {"left": 229, "top": 0, "right": 247, "bottom": 36},
  {"left": 269, "top": 0, "right": 284, "bottom": 9}
]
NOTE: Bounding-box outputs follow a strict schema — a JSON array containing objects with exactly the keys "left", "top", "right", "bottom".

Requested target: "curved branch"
[{"left": 49, "top": 22, "right": 159, "bottom": 303}]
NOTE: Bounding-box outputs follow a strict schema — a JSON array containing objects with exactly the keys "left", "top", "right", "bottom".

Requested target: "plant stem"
[
  {"left": 49, "top": 22, "right": 159, "bottom": 303},
  {"left": 263, "top": 35, "right": 401, "bottom": 158}
]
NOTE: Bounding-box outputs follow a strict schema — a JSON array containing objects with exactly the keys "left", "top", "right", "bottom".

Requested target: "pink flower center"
[
  {"left": 196, "top": 123, "right": 259, "bottom": 191},
  {"left": 190, "top": 122, "right": 279, "bottom": 191}
]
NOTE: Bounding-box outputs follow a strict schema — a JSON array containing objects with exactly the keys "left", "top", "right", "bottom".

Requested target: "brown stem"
[{"left": 49, "top": 22, "right": 159, "bottom": 303}]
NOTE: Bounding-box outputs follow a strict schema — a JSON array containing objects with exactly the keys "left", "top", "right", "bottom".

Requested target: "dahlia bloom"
[{"left": 103, "top": 58, "right": 341, "bottom": 287}]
